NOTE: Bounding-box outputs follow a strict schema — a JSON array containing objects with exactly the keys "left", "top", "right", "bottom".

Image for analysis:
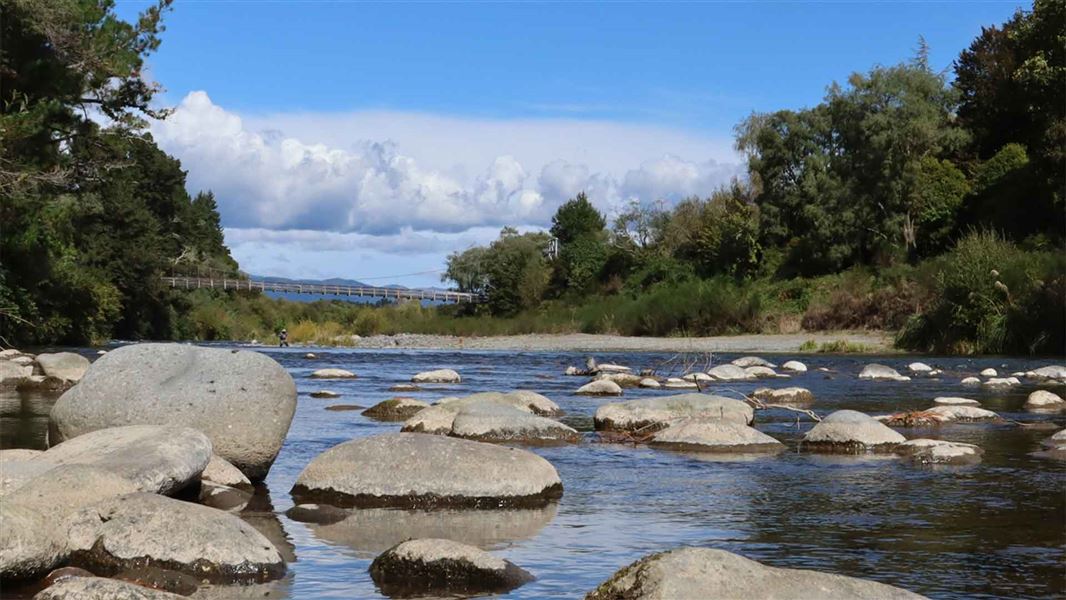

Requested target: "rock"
[
  {"left": 744, "top": 366, "right": 781, "bottom": 379},
  {"left": 309, "top": 390, "right": 340, "bottom": 399},
  {"left": 908, "top": 362, "right": 933, "bottom": 373},
  {"left": 1042, "top": 429, "right": 1066, "bottom": 450},
  {"left": 638, "top": 378, "right": 661, "bottom": 389},
  {"left": 682, "top": 372, "right": 713, "bottom": 383},
  {"left": 311, "top": 368, "right": 356, "bottom": 379},
  {"left": 369, "top": 538, "right": 533, "bottom": 597},
  {"left": 980, "top": 368, "right": 998, "bottom": 377},
  {"left": 781, "top": 360, "right": 807, "bottom": 372},
  {"left": 595, "top": 372, "right": 644, "bottom": 387},
  {"left": 49, "top": 344, "right": 296, "bottom": 481},
  {"left": 594, "top": 394, "right": 754, "bottom": 432},
  {"left": 585, "top": 547, "right": 924, "bottom": 600},
  {"left": 960, "top": 376, "right": 981, "bottom": 386},
  {"left": 1030, "top": 365, "right": 1066, "bottom": 381},
  {"left": 291, "top": 433, "right": 563, "bottom": 508},
  {"left": 112, "top": 566, "right": 201, "bottom": 596},
  {"left": 0, "top": 360, "right": 32, "bottom": 387},
  {"left": 325, "top": 404, "right": 365, "bottom": 411},
  {"left": 34, "top": 353, "right": 90, "bottom": 383},
  {"left": 731, "top": 356, "right": 776, "bottom": 368},
  {"left": 0, "top": 504, "right": 65, "bottom": 579},
  {"left": 197, "top": 481, "right": 252, "bottom": 512},
  {"left": 34, "top": 577, "right": 185, "bottom": 599},
  {"left": 412, "top": 369, "right": 461, "bottom": 384},
  {"left": 663, "top": 378, "right": 699, "bottom": 390},
  {"left": 403, "top": 391, "right": 564, "bottom": 436},
  {"left": 448, "top": 404, "right": 580, "bottom": 445},
  {"left": 201, "top": 455, "right": 252, "bottom": 490},
  {"left": 0, "top": 460, "right": 56, "bottom": 498},
  {"left": 390, "top": 383, "right": 421, "bottom": 392},
  {"left": 0, "top": 448, "right": 43, "bottom": 462},
  {"left": 983, "top": 377, "right": 1019, "bottom": 388},
  {"left": 925, "top": 405, "right": 1000, "bottom": 422},
  {"left": 752, "top": 387, "right": 814, "bottom": 405},
  {"left": 576, "top": 380, "right": 623, "bottom": 396},
  {"left": 0, "top": 348, "right": 25, "bottom": 359},
  {"left": 564, "top": 366, "right": 583, "bottom": 376},
  {"left": 5, "top": 464, "right": 140, "bottom": 525},
  {"left": 650, "top": 420, "right": 784, "bottom": 453},
  {"left": 707, "top": 364, "right": 755, "bottom": 381},
  {"left": 10, "top": 355, "right": 34, "bottom": 366},
  {"left": 17, "top": 375, "right": 71, "bottom": 393},
  {"left": 595, "top": 364, "right": 631, "bottom": 373},
  {"left": 304, "top": 353, "right": 317, "bottom": 359},
  {"left": 895, "top": 439, "right": 983, "bottom": 465},
  {"left": 41, "top": 566, "right": 95, "bottom": 588},
  {"left": 933, "top": 397, "right": 980, "bottom": 406},
  {"left": 363, "top": 397, "right": 432, "bottom": 421},
  {"left": 1025, "top": 390, "right": 1065, "bottom": 410},
  {"left": 501, "top": 390, "right": 563, "bottom": 416},
  {"left": 285, "top": 503, "right": 350, "bottom": 525},
  {"left": 802, "top": 410, "right": 905, "bottom": 452},
  {"left": 858, "top": 364, "right": 910, "bottom": 381},
  {"left": 66, "top": 493, "right": 285, "bottom": 583},
  {"left": 402, "top": 406, "right": 460, "bottom": 435},
  {"left": 38, "top": 425, "right": 212, "bottom": 496}
]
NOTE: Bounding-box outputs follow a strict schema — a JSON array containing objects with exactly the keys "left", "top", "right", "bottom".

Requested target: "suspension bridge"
[{"left": 161, "top": 275, "right": 483, "bottom": 304}]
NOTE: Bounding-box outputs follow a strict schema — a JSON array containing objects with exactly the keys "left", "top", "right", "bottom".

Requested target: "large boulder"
[
  {"left": 291, "top": 433, "right": 562, "bottom": 509},
  {"left": 595, "top": 372, "right": 644, "bottom": 387},
  {"left": 1025, "top": 390, "right": 1065, "bottom": 411},
  {"left": 34, "top": 352, "right": 90, "bottom": 383},
  {"left": 752, "top": 387, "right": 814, "bottom": 406},
  {"left": 448, "top": 404, "right": 580, "bottom": 445},
  {"left": 585, "top": 547, "right": 924, "bottom": 600},
  {"left": 369, "top": 538, "right": 533, "bottom": 597},
  {"left": 38, "top": 425, "right": 212, "bottom": 496},
  {"left": 34, "top": 576, "right": 185, "bottom": 600},
  {"left": 802, "top": 410, "right": 905, "bottom": 452},
  {"left": 402, "top": 392, "right": 565, "bottom": 435},
  {"left": 650, "top": 420, "right": 784, "bottom": 454},
  {"left": 1030, "top": 365, "right": 1066, "bottom": 382},
  {"left": 5, "top": 464, "right": 140, "bottom": 525},
  {"left": 48, "top": 343, "right": 296, "bottom": 480},
  {"left": 983, "top": 377, "right": 1020, "bottom": 389},
  {"left": 66, "top": 493, "right": 285, "bottom": 583},
  {"left": 894, "top": 439, "right": 983, "bottom": 465},
  {"left": 402, "top": 406, "right": 460, "bottom": 435},
  {"left": 412, "top": 369, "right": 461, "bottom": 384},
  {"left": 0, "top": 360, "right": 32, "bottom": 387},
  {"left": 594, "top": 394, "right": 753, "bottom": 432},
  {"left": 731, "top": 356, "right": 776, "bottom": 368},
  {"left": 362, "top": 397, "right": 431, "bottom": 421},
  {"left": 858, "top": 364, "right": 910, "bottom": 381},
  {"left": 0, "top": 504, "right": 66, "bottom": 580},
  {"left": 707, "top": 364, "right": 755, "bottom": 381},
  {"left": 576, "top": 380, "right": 623, "bottom": 396}
]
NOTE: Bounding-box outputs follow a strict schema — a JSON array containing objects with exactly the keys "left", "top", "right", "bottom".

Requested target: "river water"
[{"left": 2, "top": 345, "right": 1064, "bottom": 599}]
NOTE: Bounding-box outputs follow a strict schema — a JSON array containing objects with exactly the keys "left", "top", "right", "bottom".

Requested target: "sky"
[{"left": 116, "top": 0, "right": 1026, "bottom": 288}]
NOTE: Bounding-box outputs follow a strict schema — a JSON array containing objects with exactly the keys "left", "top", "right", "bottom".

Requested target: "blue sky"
[{"left": 116, "top": 1, "right": 1026, "bottom": 287}]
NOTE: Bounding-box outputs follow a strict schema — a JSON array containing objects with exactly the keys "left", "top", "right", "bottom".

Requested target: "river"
[{"left": 2, "top": 345, "right": 1063, "bottom": 599}]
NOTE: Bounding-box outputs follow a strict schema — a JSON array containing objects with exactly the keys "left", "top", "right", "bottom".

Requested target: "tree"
[
  {"left": 483, "top": 228, "right": 551, "bottom": 315},
  {"left": 549, "top": 192, "right": 606, "bottom": 244}
]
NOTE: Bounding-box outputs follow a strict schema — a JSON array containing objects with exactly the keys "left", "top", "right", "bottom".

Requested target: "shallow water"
[{"left": 2, "top": 346, "right": 1064, "bottom": 599}]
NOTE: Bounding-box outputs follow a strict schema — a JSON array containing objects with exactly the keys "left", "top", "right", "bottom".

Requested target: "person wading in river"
[{"left": 278, "top": 328, "right": 289, "bottom": 347}]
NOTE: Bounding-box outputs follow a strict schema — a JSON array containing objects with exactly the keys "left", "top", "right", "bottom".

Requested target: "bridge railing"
[{"left": 161, "top": 276, "right": 482, "bottom": 304}]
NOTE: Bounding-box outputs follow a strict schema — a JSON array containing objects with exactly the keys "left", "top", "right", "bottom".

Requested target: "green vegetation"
[
  {"left": 1, "top": 1, "right": 1062, "bottom": 356},
  {"left": 799, "top": 339, "right": 872, "bottom": 354}
]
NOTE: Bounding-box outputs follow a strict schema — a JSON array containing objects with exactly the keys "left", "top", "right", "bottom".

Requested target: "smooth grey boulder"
[
  {"left": 925, "top": 405, "right": 999, "bottom": 422},
  {"left": 858, "top": 364, "right": 910, "bottom": 381},
  {"left": 39, "top": 425, "right": 212, "bottom": 496},
  {"left": 638, "top": 378, "right": 661, "bottom": 389},
  {"left": 34, "top": 576, "right": 185, "bottom": 600},
  {"left": 960, "top": 376, "right": 981, "bottom": 386},
  {"left": 5, "top": 464, "right": 140, "bottom": 525},
  {"left": 979, "top": 367, "right": 998, "bottom": 377},
  {"left": 49, "top": 343, "right": 296, "bottom": 480},
  {"left": 412, "top": 369, "right": 461, "bottom": 384},
  {"left": 0, "top": 360, "right": 31, "bottom": 387},
  {"left": 66, "top": 493, "right": 285, "bottom": 583},
  {"left": 595, "top": 372, "right": 644, "bottom": 387},
  {"left": 311, "top": 368, "right": 356, "bottom": 379},
  {"left": 1030, "top": 365, "right": 1066, "bottom": 381},
  {"left": 362, "top": 397, "right": 431, "bottom": 421},
  {"left": 0, "top": 503, "right": 65, "bottom": 580},
  {"left": 34, "top": 352, "right": 90, "bottom": 383},
  {"left": 585, "top": 547, "right": 924, "bottom": 600},
  {"left": 744, "top": 366, "right": 782, "bottom": 379},
  {"left": 933, "top": 397, "right": 980, "bottom": 406},
  {"left": 781, "top": 360, "right": 807, "bottom": 372},
  {"left": 752, "top": 387, "right": 814, "bottom": 405},
  {"left": 291, "top": 433, "right": 563, "bottom": 509},
  {"left": 0, "top": 448, "right": 43, "bottom": 462},
  {"left": 0, "top": 348, "right": 25, "bottom": 359},
  {"left": 908, "top": 362, "right": 933, "bottom": 373},
  {"left": 894, "top": 439, "right": 983, "bottom": 465},
  {"left": 595, "top": 363, "right": 631, "bottom": 373},
  {"left": 650, "top": 420, "right": 784, "bottom": 454},
  {"left": 436, "top": 391, "right": 563, "bottom": 417},
  {"left": 370, "top": 538, "right": 533, "bottom": 597},
  {"left": 662, "top": 378, "right": 698, "bottom": 390},
  {"left": 201, "top": 455, "right": 252, "bottom": 491},
  {"left": 576, "top": 380, "right": 623, "bottom": 396},
  {"left": 594, "top": 394, "right": 754, "bottom": 432},
  {"left": 731, "top": 356, "right": 776, "bottom": 368},
  {"left": 802, "top": 410, "right": 905, "bottom": 452},
  {"left": 1025, "top": 390, "right": 1065, "bottom": 411},
  {"left": 682, "top": 372, "right": 712, "bottom": 383},
  {"left": 1034, "top": 429, "right": 1066, "bottom": 461},
  {"left": 707, "top": 364, "right": 755, "bottom": 381},
  {"left": 449, "top": 404, "right": 580, "bottom": 445},
  {"left": 402, "top": 405, "right": 459, "bottom": 435}
]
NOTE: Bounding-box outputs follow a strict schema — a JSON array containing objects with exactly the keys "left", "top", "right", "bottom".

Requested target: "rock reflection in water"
[
  {"left": 0, "top": 390, "right": 60, "bottom": 450},
  {"left": 306, "top": 504, "right": 560, "bottom": 559},
  {"left": 239, "top": 484, "right": 298, "bottom": 563}
]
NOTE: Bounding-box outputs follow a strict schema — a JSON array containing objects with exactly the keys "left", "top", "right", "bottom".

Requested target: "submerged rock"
[
  {"left": 663, "top": 378, "right": 699, "bottom": 390},
  {"left": 390, "top": 383, "right": 421, "bottom": 392},
  {"left": 369, "top": 538, "right": 533, "bottom": 597},
  {"left": 325, "top": 404, "right": 364, "bottom": 411},
  {"left": 983, "top": 377, "right": 1020, "bottom": 389},
  {"left": 895, "top": 439, "right": 983, "bottom": 465},
  {"left": 594, "top": 394, "right": 754, "bottom": 432},
  {"left": 595, "top": 364, "right": 631, "bottom": 374},
  {"left": 448, "top": 404, "right": 580, "bottom": 445},
  {"left": 1034, "top": 429, "right": 1066, "bottom": 461},
  {"left": 932, "top": 397, "right": 980, "bottom": 406},
  {"left": 585, "top": 547, "right": 924, "bottom": 600},
  {"left": 1025, "top": 390, "right": 1065, "bottom": 411},
  {"left": 650, "top": 420, "right": 784, "bottom": 453},
  {"left": 802, "top": 410, "right": 905, "bottom": 452},
  {"left": 752, "top": 387, "right": 814, "bottom": 406},
  {"left": 576, "top": 380, "right": 623, "bottom": 396},
  {"left": 309, "top": 390, "right": 340, "bottom": 399},
  {"left": 363, "top": 398, "right": 432, "bottom": 421},
  {"left": 412, "top": 369, "right": 461, "bottom": 384},
  {"left": 858, "top": 364, "right": 910, "bottom": 382},
  {"left": 681, "top": 372, "right": 712, "bottom": 383},
  {"left": 49, "top": 343, "right": 296, "bottom": 481},
  {"left": 66, "top": 493, "right": 285, "bottom": 584},
  {"left": 291, "top": 433, "right": 562, "bottom": 509},
  {"left": 311, "top": 368, "right": 357, "bottom": 379}
]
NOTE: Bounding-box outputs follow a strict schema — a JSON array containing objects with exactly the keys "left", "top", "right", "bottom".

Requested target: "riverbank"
[{"left": 268, "top": 331, "right": 895, "bottom": 353}]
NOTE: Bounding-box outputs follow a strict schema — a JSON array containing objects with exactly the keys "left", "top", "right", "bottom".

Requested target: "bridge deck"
[{"left": 162, "top": 276, "right": 481, "bottom": 304}]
